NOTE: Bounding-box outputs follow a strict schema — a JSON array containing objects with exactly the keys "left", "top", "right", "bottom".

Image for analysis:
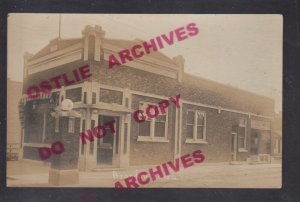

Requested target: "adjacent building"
[
  {"left": 19, "top": 25, "right": 275, "bottom": 171},
  {"left": 7, "top": 78, "right": 23, "bottom": 160}
]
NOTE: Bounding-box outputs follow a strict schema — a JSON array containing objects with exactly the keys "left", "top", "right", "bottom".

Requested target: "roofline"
[{"left": 183, "top": 72, "right": 274, "bottom": 102}]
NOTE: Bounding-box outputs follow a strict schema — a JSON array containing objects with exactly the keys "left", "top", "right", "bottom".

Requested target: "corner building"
[{"left": 20, "top": 25, "right": 274, "bottom": 171}]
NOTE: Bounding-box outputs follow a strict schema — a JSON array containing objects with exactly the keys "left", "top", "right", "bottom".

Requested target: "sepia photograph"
[{"left": 7, "top": 14, "right": 282, "bottom": 188}]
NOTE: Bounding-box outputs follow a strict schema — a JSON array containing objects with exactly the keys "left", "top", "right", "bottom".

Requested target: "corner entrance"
[{"left": 97, "top": 115, "right": 119, "bottom": 166}]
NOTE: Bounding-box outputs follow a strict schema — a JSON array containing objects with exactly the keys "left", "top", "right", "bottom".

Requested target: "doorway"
[
  {"left": 97, "top": 115, "right": 119, "bottom": 166},
  {"left": 231, "top": 132, "right": 237, "bottom": 161},
  {"left": 231, "top": 125, "right": 238, "bottom": 161},
  {"left": 250, "top": 131, "right": 259, "bottom": 155}
]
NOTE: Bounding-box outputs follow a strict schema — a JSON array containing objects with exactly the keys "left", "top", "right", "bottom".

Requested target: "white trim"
[
  {"left": 183, "top": 100, "right": 219, "bottom": 110},
  {"left": 28, "top": 50, "right": 82, "bottom": 75},
  {"left": 27, "top": 42, "right": 83, "bottom": 66},
  {"left": 130, "top": 90, "right": 272, "bottom": 120},
  {"left": 174, "top": 102, "right": 179, "bottom": 158},
  {"left": 68, "top": 117, "right": 75, "bottom": 133},
  {"left": 178, "top": 103, "right": 183, "bottom": 155},
  {"left": 137, "top": 136, "right": 169, "bottom": 143},
  {"left": 131, "top": 90, "right": 169, "bottom": 100},
  {"left": 55, "top": 117, "right": 59, "bottom": 132},
  {"left": 100, "top": 84, "right": 125, "bottom": 93},
  {"left": 23, "top": 143, "right": 51, "bottom": 148},
  {"left": 79, "top": 118, "right": 86, "bottom": 156},
  {"left": 185, "top": 139, "right": 208, "bottom": 144},
  {"left": 238, "top": 148, "right": 248, "bottom": 153}
]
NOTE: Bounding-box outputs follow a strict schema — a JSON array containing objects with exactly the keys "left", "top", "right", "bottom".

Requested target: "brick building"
[{"left": 20, "top": 25, "right": 274, "bottom": 171}]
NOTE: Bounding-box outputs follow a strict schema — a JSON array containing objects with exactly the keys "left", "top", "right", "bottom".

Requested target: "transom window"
[
  {"left": 65, "top": 87, "right": 82, "bottom": 102},
  {"left": 138, "top": 102, "right": 168, "bottom": 142},
  {"left": 186, "top": 110, "right": 206, "bottom": 142},
  {"left": 99, "top": 88, "right": 123, "bottom": 105}
]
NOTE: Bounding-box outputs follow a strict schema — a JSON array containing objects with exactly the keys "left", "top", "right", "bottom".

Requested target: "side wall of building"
[{"left": 129, "top": 95, "right": 177, "bottom": 166}]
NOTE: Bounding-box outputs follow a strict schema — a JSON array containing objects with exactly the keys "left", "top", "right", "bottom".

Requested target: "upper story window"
[
  {"left": 99, "top": 88, "right": 123, "bottom": 105},
  {"left": 137, "top": 102, "right": 168, "bottom": 142},
  {"left": 65, "top": 87, "right": 82, "bottom": 102},
  {"left": 186, "top": 110, "right": 207, "bottom": 143}
]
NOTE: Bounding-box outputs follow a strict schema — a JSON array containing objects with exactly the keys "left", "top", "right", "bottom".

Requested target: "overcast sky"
[{"left": 7, "top": 14, "right": 282, "bottom": 112}]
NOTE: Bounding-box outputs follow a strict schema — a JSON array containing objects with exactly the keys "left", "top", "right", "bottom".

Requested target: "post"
[{"left": 48, "top": 109, "right": 81, "bottom": 186}]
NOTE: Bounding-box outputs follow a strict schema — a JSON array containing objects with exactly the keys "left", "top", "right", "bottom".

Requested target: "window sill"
[
  {"left": 137, "top": 136, "right": 169, "bottom": 143},
  {"left": 185, "top": 139, "right": 208, "bottom": 144},
  {"left": 238, "top": 148, "right": 248, "bottom": 153},
  {"left": 23, "top": 143, "right": 51, "bottom": 148}
]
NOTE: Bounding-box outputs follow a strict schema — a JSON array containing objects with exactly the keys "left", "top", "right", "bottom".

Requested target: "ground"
[{"left": 7, "top": 160, "right": 281, "bottom": 188}]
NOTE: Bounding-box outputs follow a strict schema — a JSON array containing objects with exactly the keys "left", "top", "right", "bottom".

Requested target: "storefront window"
[{"left": 24, "top": 112, "right": 44, "bottom": 143}]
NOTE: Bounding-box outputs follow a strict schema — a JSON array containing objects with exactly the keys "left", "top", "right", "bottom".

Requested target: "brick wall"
[
  {"left": 23, "top": 59, "right": 274, "bottom": 164},
  {"left": 129, "top": 95, "right": 176, "bottom": 166}
]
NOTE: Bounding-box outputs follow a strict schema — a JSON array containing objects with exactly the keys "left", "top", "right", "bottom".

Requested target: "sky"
[{"left": 7, "top": 14, "right": 282, "bottom": 112}]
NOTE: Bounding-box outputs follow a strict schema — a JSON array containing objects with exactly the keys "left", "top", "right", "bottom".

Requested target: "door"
[
  {"left": 231, "top": 132, "right": 237, "bottom": 161},
  {"left": 250, "top": 131, "right": 259, "bottom": 155},
  {"left": 231, "top": 125, "right": 238, "bottom": 161},
  {"left": 97, "top": 115, "right": 119, "bottom": 165}
]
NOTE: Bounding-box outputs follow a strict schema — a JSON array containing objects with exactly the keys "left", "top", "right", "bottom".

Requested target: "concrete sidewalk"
[{"left": 7, "top": 160, "right": 281, "bottom": 188}]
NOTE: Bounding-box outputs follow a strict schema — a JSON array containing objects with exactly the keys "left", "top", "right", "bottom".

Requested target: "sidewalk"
[{"left": 7, "top": 160, "right": 281, "bottom": 188}]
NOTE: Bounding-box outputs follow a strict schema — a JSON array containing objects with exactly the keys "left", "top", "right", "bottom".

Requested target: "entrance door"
[
  {"left": 250, "top": 131, "right": 259, "bottom": 155},
  {"left": 231, "top": 125, "right": 238, "bottom": 161},
  {"left": 231, "top": 132, "right": 237, "bottom": 161},
  {"left": 97, "top": 115, "right": 119, "bottom": 166}
]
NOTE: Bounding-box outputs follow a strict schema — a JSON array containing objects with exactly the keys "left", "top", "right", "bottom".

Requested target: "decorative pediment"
[{"left": 24, "top": 25, "right": 184, "bottom": 81}]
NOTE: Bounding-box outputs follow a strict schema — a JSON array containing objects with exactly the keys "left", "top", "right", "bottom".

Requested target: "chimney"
[{"left": 173, "top": 55, "right": 185, "bottom": 82}]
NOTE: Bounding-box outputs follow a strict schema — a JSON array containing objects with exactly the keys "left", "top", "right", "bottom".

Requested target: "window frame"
[
  {"left": 99, "top": 87, "right": 124, "bottom": 106},
  {"left": 185, "top": 109, "right": 207, "bottom": 144},
  {"left": 68, "top": 117, "right": 75, "bottom": 133},
  {"left": 238, "top": 118, "right": 247, "bottom": 152},
  {"left": 137, "top": 101, "right": 169, "bottom": 143},
  {"left": 65, "top": 87, "right": 83, "bottom": 103},
  {"left": 55, "top": 117, "right": 59, "bottom": 133}
]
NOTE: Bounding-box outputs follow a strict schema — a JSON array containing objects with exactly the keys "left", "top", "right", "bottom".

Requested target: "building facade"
[{"left": 20, "top": 25, "right": 275, "bottom": 171}]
